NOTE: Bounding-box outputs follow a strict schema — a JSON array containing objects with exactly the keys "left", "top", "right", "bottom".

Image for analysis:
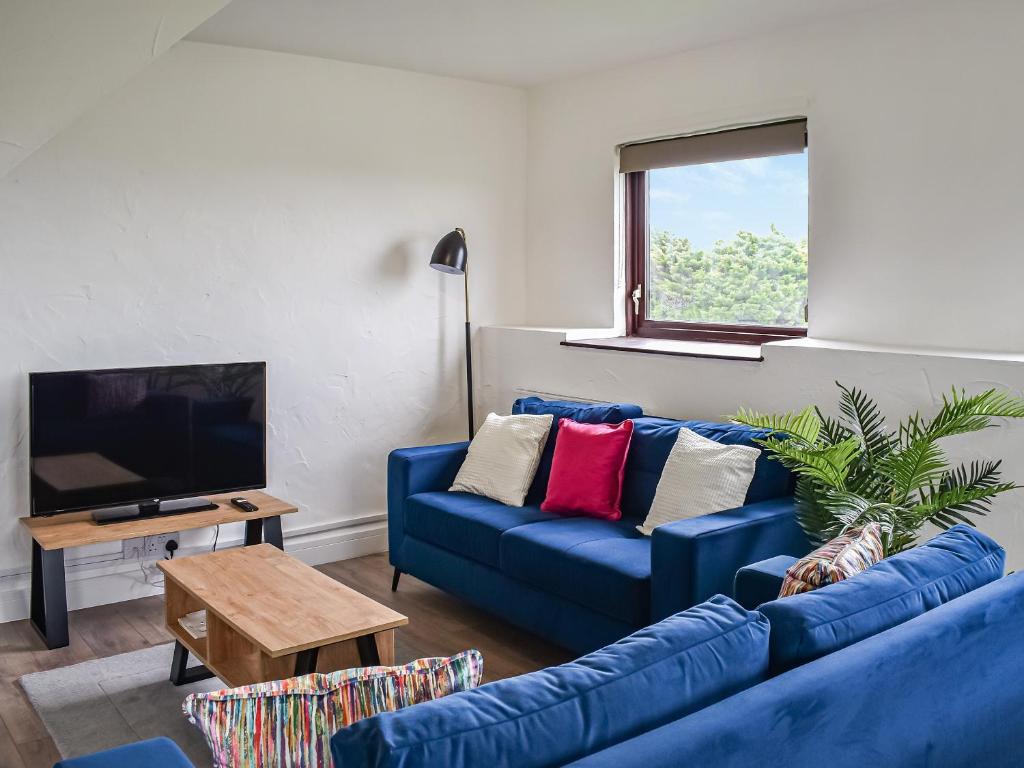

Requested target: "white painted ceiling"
[{"left": 189, "top": 0, "right": 898, "bottom": 87}]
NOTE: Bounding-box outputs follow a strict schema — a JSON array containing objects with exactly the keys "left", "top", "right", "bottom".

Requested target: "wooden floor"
[{"left": 0, "top": 552, "right": 572, "bottom": 767}]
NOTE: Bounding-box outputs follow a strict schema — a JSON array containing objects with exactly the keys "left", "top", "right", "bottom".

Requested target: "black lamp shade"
[{"left": 429, "top": 229, "right": 468, "bottom": 275}]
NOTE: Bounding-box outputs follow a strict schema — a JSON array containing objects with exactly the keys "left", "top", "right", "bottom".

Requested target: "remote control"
[{"left": 230, "top": 497, "right": 259, "bottom": 513}]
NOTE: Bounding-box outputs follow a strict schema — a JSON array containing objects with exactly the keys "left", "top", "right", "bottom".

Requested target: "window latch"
[{"left": 631, "top": 283, "right": 642, "bottom": 316}]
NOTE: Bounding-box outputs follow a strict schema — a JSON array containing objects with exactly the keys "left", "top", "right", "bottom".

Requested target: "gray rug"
[{"left": 20, "top": 643, "right": 222, "bottom": 766}]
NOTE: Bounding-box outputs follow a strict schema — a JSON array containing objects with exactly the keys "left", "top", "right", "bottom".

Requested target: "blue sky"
[{"left": 648, "top": 152, "right": 808, "bottom": 252}]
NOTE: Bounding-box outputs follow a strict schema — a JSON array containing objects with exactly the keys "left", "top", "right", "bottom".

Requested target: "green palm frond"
[
  {"left": 912, "top": 485, "right": 1008, "bottom": 526},
  {"left": 875, "top": 438, "right": 948, "bottom": 505},
  {"left": 942, "top": 459, "right": 1004, "bottom": 490},
  {"left": 904, "top": 388, "right": 1024, "bottom": 443},
  {"left": 816, "top": 488, "right": 906, "bottom": 552},
  {"left": 915, "top": 460, "right": 1017, "bottom": 528},
  {"left": 816, "top": 488, "right": 875, "bottom": 530},
  {"left": 793, "top": 477, "right": 833, "bottom": 548},
  {"left": 731, "top": 405, "right": 821, "bottom": 445},
  {"left": 836, "top": 382, "right": 894, "bottom": 461},
  {"left": 816, "top": 407, "right": 854, "bottom": 447},
  {"left": 759, "top": 435, "right": 861, "bottom": 489}
]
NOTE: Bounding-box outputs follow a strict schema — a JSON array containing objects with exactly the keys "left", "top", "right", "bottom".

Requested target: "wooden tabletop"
[
  {"left": 20, "top": 491, "right": 297, "bottom": 551},
  {"left": 157, "top": 544, "right": 408, "bottom": 657}
]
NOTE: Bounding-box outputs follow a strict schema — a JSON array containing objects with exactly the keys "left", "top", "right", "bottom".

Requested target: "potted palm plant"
[{"left": 731, "top": 383, "right": 1024, "bottom": 554}]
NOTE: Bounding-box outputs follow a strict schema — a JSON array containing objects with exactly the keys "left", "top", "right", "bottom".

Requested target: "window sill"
[{"left": 560, "top": 336, "right": 763, "bottom": 362}]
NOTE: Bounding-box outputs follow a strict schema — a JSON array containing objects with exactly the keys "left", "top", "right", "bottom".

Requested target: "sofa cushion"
[
  {"left": 620, "top": 417, "right": 793, "bottom": 520},
  {"left": 638, "top": 427, "right": 759, "bottom": 535},
  {"left": 404, "top": 492, "right": 550, "bottom": 568},
  {"left": 500, "top": 517, "right": 651, "bottom": 625},
  {"left": 184, "top": 651, "right": 483, "bottom": 768},
  {"left": 55, "top": 738, "right": 193, "bottom": 768},
  {"left": 542, "top": 418, "right": 634, "bottom": 520},
  {"left": 331, "top": 596, "right": 770, "bottom": 768},
  {"left": 778, "top": 522, "right": 884, "bottom": 597},
  {"left": 759, "top": 524, "right": 1005, "bottom": 673},
  {"left": 449, "top": 411, "right": 553, "bottom": 506},
  {"left": 512, "top": 397, "right": 644, "bottom": 504}
]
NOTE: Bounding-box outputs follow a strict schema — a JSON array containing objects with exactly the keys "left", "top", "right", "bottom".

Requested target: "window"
[{"left": 623, "top": 119, "right": 808, "bottom": 345}]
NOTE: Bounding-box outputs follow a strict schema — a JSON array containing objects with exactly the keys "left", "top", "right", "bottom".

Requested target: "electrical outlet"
[{"left": 123, "top": 533, "right": 179, "bottom": 561}]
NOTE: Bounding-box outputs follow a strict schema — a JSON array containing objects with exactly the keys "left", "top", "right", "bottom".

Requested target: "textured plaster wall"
[
  {"left": 523, "top": 0, "right": 1024, "bottom": 352},
  {"left": 0, "top": 42, "right": 527, "bottom": 578}
]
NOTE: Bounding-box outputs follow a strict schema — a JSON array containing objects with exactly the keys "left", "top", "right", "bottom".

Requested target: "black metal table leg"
[
  {"left": 262, "top": 516, "right": 283, "bottom": 549},
  {"left": 356, "top": 634, "right": 381, "bottom": 666},
  {"left": 30, "top": 542, "right": 68, "bottom": 650},
  {"left": 244, "top": 518, "right": 263, "bottom": 546},
  {"left": 294, "top": 647, "right": 319, "bottom": 676},
  {"left": 169, "top": 640, "right": 216, "bottom": 686}
]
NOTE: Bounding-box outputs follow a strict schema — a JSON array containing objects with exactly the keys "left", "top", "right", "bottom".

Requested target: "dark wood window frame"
[{"left": 624, "top": 167, "right": 808, "bottom": 347}]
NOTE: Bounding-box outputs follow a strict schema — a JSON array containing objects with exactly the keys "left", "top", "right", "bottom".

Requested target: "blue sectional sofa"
[
  {"left": 388, "top": 397, "right": 809, "bottom": 653},
  {"left": 58, "top": 526, "right": 1018, "bottom": 767},
  {"left": 333, "top": 524, "right": 1016, "bottom": 767}
]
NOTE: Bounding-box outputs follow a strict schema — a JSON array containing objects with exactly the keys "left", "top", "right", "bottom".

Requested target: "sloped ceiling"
[{"left": 0, "top": 0, "right": 231, "bottom": 177}]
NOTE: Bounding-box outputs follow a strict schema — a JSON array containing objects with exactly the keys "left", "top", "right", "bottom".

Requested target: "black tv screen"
[{"left": 30, "top": 362, "right": 266, "bottom": 516}]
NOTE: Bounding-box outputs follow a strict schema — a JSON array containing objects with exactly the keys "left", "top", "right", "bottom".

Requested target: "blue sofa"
[
  {"left": 333, "top": 523, "right": 1015, "bottom": 767},
  {"left": 54, "top": 737, "right": 191, "bottom": 768},
  {"left": 388, "top": 397, "right": 808, "bottom": 653},
  {"left": 57, "top": 527, "right": 1017, "bottom": 767}
]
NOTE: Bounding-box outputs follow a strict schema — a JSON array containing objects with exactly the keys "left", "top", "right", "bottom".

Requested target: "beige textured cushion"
[
  {"left": 637, "top": 427, "right": 759, "bottom": 535},
  {"left": 450, "top": 412, "right": 554, "bottom": 506}
]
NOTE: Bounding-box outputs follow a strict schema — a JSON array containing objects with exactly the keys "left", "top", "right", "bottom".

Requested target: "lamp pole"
[
  {"left": 460, "top": 232, "right": 474, "bottom": 437},
  {"left": 430, "top": 228, "right": 474, "bottom": 439}
]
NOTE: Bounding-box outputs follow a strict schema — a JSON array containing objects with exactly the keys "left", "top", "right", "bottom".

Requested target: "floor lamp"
[{"left": 429, "top": 228, "right": 474, "bottom": 438}]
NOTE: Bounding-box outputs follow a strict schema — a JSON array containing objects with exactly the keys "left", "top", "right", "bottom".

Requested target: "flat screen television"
[{"left": 30, "top": 362, "right": 266, "bottom": 522}]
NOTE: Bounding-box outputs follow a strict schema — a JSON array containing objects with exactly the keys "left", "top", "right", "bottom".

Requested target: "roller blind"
[{"left": 619, "top": 119, "right": 807, "bottom": 174}]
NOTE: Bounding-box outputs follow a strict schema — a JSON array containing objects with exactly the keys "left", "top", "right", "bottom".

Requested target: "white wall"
[
  {"left": 0, "top": 41, "right": 526, "bottom": 618},
  {"left": 524, "top": 0, "right": 1024, "bottom": 352}
]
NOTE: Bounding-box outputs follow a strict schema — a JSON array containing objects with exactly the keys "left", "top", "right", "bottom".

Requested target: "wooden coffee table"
[{"left": 157, "top": 544, "right": 408, "bottom": 687}]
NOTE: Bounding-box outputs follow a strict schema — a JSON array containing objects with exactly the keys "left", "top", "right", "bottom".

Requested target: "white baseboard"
[{"left": 0, "top": 514, "right": 389, "bottom": 624}]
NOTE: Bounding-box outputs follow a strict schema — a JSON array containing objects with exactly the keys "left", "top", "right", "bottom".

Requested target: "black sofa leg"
[{"left": 391, "top": 568, "right": 402, "bottom": 592}]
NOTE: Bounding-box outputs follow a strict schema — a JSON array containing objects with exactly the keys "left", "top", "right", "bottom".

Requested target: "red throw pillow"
[{"left": 541, "top": 418, "right": 634, "bottom": 520}]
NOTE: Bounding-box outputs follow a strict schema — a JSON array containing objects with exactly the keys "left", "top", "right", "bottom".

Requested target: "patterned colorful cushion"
[
  {"left": 183, "top": 650, "right": 483, "bottom": 768},
  {"left": 779, "top": 523, "right": 884, "bottom": 597}
]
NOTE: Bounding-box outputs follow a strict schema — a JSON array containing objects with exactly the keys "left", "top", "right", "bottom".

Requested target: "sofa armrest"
[
  {"left": 387, "top": 442, "right": 469, "bottom": 560},
  {"left": 733, "top": 554, "right": 799, "bottom": 610},
  {"left": 650, "top": 497, "right": 810, "bottom": 621},
  {"left": 55, "top": 737, "right": 194, "bottom": 768}
]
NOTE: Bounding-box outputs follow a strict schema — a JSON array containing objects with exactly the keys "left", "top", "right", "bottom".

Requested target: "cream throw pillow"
[
  {"left": 637, "top": 427, "right": 759, "bottom": 536},
  {"left": 450, "top": 412, "right": 554, "bottom": 506}
]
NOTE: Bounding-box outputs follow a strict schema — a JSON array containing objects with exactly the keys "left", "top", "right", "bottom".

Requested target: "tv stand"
[
  {"left": 19, "top": 491, "right": 297, "bottom": 650},
  {"left": 93, "top": 497, "right": 219, "bottom": 525}
]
